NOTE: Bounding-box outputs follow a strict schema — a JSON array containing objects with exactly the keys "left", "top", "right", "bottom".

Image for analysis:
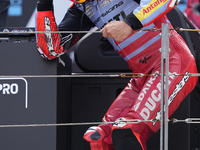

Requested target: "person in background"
[
  {"left": 184, "top": 0, "right": 200, "bottom": 29},
  {"left": 35, "top": 0, "right": 198, "bottom": 149}
]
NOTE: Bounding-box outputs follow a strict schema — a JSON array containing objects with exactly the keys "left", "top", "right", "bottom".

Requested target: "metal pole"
[{"left": 160, "top": 23, "right": 170, "bottom": 150}]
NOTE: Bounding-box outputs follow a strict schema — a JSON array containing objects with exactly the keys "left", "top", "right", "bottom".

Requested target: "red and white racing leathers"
[
  {"left": 102, "top": 17, "right": 198, "bottom": 150},
  {"left": 36, "top": 0, "right": 198, "bottom": 149}
]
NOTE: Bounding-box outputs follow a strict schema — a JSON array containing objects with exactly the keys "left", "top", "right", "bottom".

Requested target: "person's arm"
[
  {"left": 35, "top": 0, "right": 66, "bottom": 60},
  {"left": 58, "top": 3, "right": 95, "bottom": 50},
  {"left": 102, "top": 0, "right": 180, "bottom": 42},
  {"left": 35, "top": 0, "right": 94, "bottom": 60},
  {"left": 123, "top": 0, "right": 180, "bottom": 30}
]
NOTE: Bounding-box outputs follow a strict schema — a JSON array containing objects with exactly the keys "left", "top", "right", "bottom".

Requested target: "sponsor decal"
[
  {"left": 168, "top": 72, "right": 189, "bottom": 104},
  {"left": 139, "top": 55, "right": 152, "bottom": 64},
  {"left": 3, "top": 29, "right": 9, "bottom": 32},
  {"left": 0, "top": 83, "right": 18, "bottom": 95},
  {"left": 152, "top": 72, "right": 189, "bottom": 125},
  {"left": 85, "top": 3, "right": 92, "bottom": 12},
  {"left": 44, "top": 17, "right": 57, "bottom": 57},
  {"left": 85, "top": 3, "right": 94, "bottom": 18},
  {"left": 100, "top": 0, "right": 113, "bottom": 8},
  {"left": 142, "top": 0, "right": 167, "bottom": 16},
  {"left": 94, "top": 1, "right": 124, "bottom": 25},
  {"left": 137, "top": 71, "right": 182, "bottom": 123},
  {"left": 87, "top": 10, "right": 94, "bottom": 18},
  {"left": 3, "top": 28, "right": 34, "bottom": 35},
  {"left": 133, "top": 71, "right": 162, "bottom": 112}
]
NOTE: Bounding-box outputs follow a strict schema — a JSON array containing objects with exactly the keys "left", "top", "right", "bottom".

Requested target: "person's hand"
[
  {"left": 101, "top": 21, "right": 133, "bottom": 42},
  {"left": 35, "top": 10, "right": 72, "bottom": 60}
]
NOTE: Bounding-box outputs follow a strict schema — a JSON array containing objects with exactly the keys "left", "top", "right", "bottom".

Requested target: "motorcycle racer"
[{"left": 35, "top": 0, "right": 198, "bottom": 149}]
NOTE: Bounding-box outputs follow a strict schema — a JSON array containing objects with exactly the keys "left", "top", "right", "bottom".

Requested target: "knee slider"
[
  {"left": 83, "top": 125, "right": 113, "bottom": 150},
  {"left": 84, "top": 126, "right": 105, "bottom": 142}
]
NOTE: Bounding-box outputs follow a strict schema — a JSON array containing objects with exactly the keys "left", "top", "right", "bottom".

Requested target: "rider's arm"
[
  {"left": 123, "top": 0, "right": 180, "bottom": 30},
  {"left": 35, "top": 1, "right": 94, "bottom": 59}
]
